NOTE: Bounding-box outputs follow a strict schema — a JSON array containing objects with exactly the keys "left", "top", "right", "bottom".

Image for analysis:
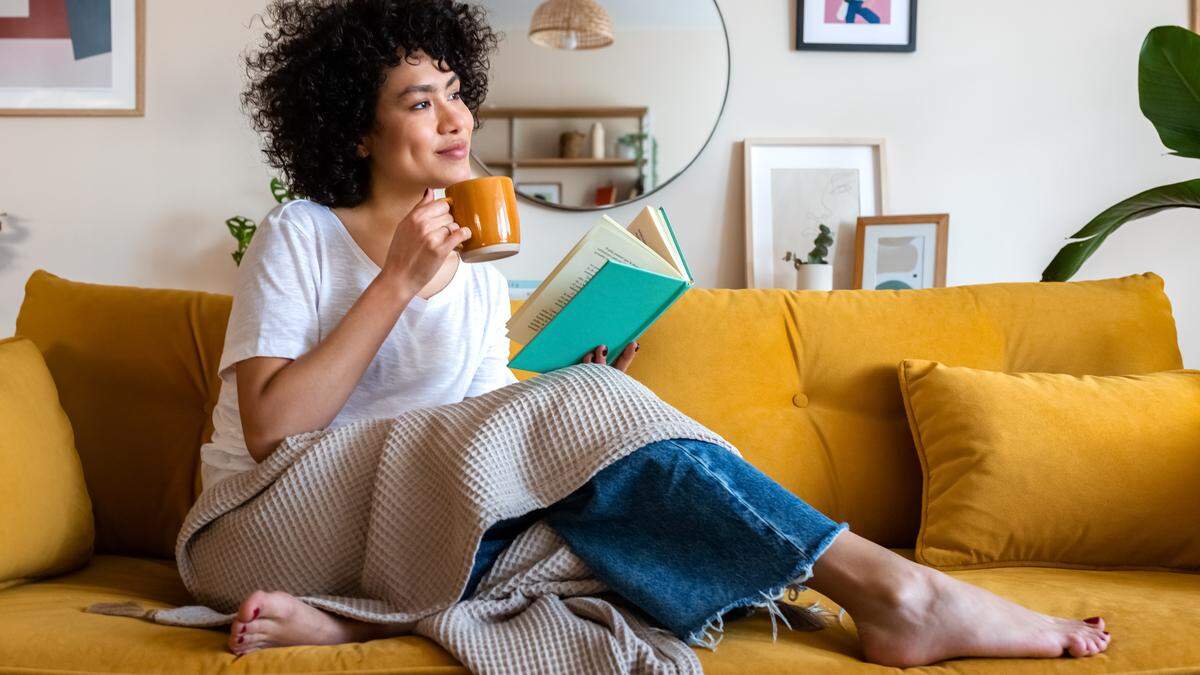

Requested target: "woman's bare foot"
[
  {"left": 806, "top": 530, "right": 1112, "bottom": 668},
  {"left": 227, "top": 590, "right": 407, "bottom": 655}
]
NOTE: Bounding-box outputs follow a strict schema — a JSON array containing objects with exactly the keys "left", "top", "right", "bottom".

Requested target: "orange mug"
[{"left": 443, "top": 176, "right": 521, "bottom": 262}]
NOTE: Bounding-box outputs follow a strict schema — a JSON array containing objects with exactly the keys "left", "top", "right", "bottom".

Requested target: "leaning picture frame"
[
  {"left": 853, "top": 214, "right": 948, "bottom": 290},
  {"left": 743, "top": 137, "right": 888, "bottom": 290},
  {"left": 795, "top": 0, "right": 918, "bottom": 52},
  {"left": 0, "top": 0, "right": 146, "bottom": 116}
]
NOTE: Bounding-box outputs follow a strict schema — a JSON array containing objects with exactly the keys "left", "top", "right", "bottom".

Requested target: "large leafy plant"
[
  {"left": 1042, "top": 25, "right": 1200, "bottom": 281},
  {"left": 226, "top": 178, "right": 297, "bottom": 265}
]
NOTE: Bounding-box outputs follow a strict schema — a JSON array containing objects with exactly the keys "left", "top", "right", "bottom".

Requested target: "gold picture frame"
[
  {"left": 0, "top": 0, "right": 145, "bottom": 117},
  {"left": 852, "top": 214, "right": 949, "bottom": 290}
]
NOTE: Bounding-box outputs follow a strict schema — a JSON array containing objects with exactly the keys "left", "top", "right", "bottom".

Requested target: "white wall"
[{"left": 1, "top": 0, "right": 1196, "bottom": 367}]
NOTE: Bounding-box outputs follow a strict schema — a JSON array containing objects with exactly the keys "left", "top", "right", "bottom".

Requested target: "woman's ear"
[{"left": 356, "top": 143, "right": 369, "bottom": 158}]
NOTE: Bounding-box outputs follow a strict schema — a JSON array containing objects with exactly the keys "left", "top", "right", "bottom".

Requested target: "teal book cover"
[{"left": 508, "top": 259, "right": 692, "bottom": 373}]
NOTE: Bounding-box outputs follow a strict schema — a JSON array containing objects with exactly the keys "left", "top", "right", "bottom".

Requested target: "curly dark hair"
[{"left": 241, "top": 0, "right": 499, "bottom": 207}]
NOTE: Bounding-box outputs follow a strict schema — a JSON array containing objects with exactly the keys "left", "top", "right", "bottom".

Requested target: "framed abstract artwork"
[
  {"left": 516, "top": 181, "right": 562, "bottom": 205},
  {"left": 743, "top": 137, "right": 888, "bottom": 289},
  {"left": 0, "top": 0, "right": 145, "bottom": 116},
  {"left": 796, "top": 0, "right": 918, "bottom": 52},
  {"left": 852, "top": 214, "right": 948, "bottom": 290}
]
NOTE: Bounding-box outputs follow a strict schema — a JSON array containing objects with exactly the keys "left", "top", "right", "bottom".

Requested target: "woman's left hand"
[{"left": 582, "top": 342, "right": 639, "bottom": 372}]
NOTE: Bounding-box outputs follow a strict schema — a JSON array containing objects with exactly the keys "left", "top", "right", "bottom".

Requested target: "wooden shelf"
[
  {"left": 480, "top": 157, "right": 642, "bottom": 168},
  {"left": 478, "top": 106, "right": 647, "bottom": 120}
]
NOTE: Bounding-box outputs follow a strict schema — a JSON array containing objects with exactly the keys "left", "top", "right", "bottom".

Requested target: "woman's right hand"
[{"left": 379, "top": 187, "right": 472, "bottom": 296}]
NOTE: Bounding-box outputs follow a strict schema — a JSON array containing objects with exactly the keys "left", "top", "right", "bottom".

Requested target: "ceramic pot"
[{"left": 795, "top": 263, "right": 833, "bottom": 291}]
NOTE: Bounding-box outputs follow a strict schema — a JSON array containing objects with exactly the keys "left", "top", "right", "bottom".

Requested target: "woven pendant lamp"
[{"left": 528, "top": 0, "right": 614, "bottom": 50}]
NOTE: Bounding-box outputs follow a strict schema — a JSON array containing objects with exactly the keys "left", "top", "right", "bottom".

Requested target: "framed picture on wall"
[
  {"left": 743, "top": 137, "right": 888, "bottom": 289},
  {"left": 516, "top": 181, "right": 562, "bottom": 205},
  {"left": 853, "top": 214, "right": 948, "bottom": 290},
  {"left": 0, "top": 0, "right": 145, "bottom": 116},
  {"left": 795, "top": 0, "right": 918, "bottom": 52}
]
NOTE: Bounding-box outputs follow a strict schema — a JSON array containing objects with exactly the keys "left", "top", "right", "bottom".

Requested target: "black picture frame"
[{"left": 795, "top": 0, "right": 918, "bottom": 52}]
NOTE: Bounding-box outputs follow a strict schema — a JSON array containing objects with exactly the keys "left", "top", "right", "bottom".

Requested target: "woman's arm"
[
  {"left": 236, "top": 273, "right": 415, "bottom": 463},
  {"left": 237, "top": 189, "right": 472, "bottom": 463}
]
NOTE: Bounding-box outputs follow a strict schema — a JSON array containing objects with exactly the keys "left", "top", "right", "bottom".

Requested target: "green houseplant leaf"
[
  {"left": 1139, "top": 25, "right": 1200, "bottom": 159},
  {"left": 1041, "top": 178, "right": 1200, "bottom": 281}
]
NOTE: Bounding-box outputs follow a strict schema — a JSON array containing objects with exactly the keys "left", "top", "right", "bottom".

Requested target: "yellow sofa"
[{"left": 3, "top": 268, "right": 1197, "bottom": 674}]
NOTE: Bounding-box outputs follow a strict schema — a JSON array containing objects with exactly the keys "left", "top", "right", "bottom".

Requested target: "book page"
[
  {"left": 506, "top": 219, "right": 682, "bottom": 345},
  {"left": 620, "top": 207, "right": 689, "bottom": 280}
]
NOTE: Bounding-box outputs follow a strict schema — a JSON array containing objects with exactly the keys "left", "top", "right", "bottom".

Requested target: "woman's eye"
[
  {"left": 411, "top": 100, "right": 430, "bottom": 110},
  {"left": 449, "top": 91, "right": 462, "bottom": 101},
  {"left": 417, "top": 91, "right": 463, "bottom": 109}
]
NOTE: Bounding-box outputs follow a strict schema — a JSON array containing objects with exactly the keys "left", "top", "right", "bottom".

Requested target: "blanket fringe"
[{"left": 84, "top": 601, "right": 156, "bottom": 619}]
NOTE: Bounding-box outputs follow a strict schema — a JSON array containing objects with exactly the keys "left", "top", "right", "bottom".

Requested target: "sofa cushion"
[
  {"left": 0, "top": 337, "right": 94, "bottom": 591},
  {"left": 1, "top": 553, "right": 1197, "bottom": 672},
  {"left": 14, "top": 270, "right": 1184, "bottom": 554},
  {"left": 626, "top": 272, "right": 1183, "bottom": 547},
  {"left": 14, "top": 270, "right": 233, "bottom": 559},
  {"left": 898, "top": 359, "right": 1200, "bottom": 573}
]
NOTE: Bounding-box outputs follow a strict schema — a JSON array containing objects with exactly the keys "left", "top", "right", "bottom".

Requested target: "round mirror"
[{"left": 470, "top": 0, "right": 730, "bottom": 211}]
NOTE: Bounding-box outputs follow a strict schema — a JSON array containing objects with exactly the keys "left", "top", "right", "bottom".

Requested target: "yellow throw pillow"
[
  {"left": 0, "top": 337, "right": 94, "bottom": 590},
  {"left": 898, "top": 358, "right": 1200, "bottom": 573}
]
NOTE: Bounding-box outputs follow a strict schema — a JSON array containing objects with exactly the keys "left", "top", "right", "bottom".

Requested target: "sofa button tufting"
[{"left": 792, "top": 393, "right": 809, "bottom": 408}]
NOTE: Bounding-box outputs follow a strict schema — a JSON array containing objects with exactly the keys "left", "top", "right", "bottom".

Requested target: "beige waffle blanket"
[{"left": 85, "top": 363, "right": 801, "bottom": 674}]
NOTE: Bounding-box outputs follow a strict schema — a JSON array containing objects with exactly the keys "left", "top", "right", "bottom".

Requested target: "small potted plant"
[
  {"left": 225, "top": 178, "right": 297, "bottom": 265},
  {"left": 782, "top": 224, "right": 834, "bottom": 291}
]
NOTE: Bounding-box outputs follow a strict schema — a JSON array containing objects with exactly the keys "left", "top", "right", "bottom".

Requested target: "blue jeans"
[
  {"left": 845, "top": 0, "right": 881, "bottom": 23},
  {"left": 459, "top": 438, "right": 850, "bottom": 648}
]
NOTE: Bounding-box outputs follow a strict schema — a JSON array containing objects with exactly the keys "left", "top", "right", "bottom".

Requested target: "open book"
[{"left": 506, "top": 205, "right": 693, "bottom": 373}]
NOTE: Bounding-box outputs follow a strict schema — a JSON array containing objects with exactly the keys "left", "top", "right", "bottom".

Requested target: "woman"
[{"left": 201, "top": 0, "right": 1112, "bottom": 666}]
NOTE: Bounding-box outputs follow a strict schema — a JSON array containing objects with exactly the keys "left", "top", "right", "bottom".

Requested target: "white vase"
[
  {"left": 794, "top": 263, "right": 833, "bottom": 291},
  {"left": 615, "top": 143, "right": 636, "bottom": 159},
  {"left": 590, "top": 122, "right": 605, "bottom": 159}
]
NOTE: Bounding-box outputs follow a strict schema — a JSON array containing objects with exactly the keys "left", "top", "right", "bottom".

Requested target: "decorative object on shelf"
[
  {"left": 594, "top": 183, "right": 617, "bottom": 206},
  {"left": 0, "top": 0, "right": 145, "bottom": 116},
  {"left": 589, "top": 121, "right": 606, "bottom": 158},
  {"left": 225, "top": 178, "right": 297, "bottom": 266},
  {"left": 743, "top": 137, "right": 887, "bottom": 289},
  {"left": 1043, "top": 25, "right": 1200, "bottom": 281},
  {"left": 517, "top": 181, "right": 563, "bottom": 205},
  {"left": 783, "top": 224, "right": 834, "bottom": 290},
  {"left": 528, "top": 0, "right": 614, "bottom": 50},
  {"left": 853, "top": 214, "right": 948, "bottom": 290},
  {"left": 616, "top": 132, "right": 659, "bottom": 187},
  {"left": 795, "top": 0, "right": 917, "bottom": 52},
  {"left": 559, "top": 130, "right": 587, "bottom": 158}
]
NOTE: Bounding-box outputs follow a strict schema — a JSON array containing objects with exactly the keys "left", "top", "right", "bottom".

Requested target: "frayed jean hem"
[{"left": 682, "top": 520, "right": 849, "bottom": 651}]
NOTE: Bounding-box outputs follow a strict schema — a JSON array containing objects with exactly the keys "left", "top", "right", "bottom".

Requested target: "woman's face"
[{"left": 360, "top": 50, "right": 474, "bottom": 192}]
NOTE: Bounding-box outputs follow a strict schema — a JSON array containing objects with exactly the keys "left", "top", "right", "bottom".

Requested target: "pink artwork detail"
[{"left": 823, "top": 0, "right": 892, "bottom": 26}]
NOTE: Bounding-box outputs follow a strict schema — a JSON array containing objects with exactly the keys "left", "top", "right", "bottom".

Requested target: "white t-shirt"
[{"left": 199, "top": 198, "right": 518, "bottom": 495}]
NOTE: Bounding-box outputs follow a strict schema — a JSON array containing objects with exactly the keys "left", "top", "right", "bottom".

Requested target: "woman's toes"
[
  {"left": 1082, "top": 616, "right": 1105, "bottom": 631},
  {"left": 1066, "top": 633, "right": 1092, "bottom": 658}
]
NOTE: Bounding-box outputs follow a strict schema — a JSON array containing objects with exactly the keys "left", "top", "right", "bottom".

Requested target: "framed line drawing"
[
  {"left": 795, "top": 0, "right": 918, "bottom": 52},
  {"left": 743, "top": 137, "right": 888, "bottom": 289},
  {"left": 0, "top": 0, "right": 145, "bottom": 116},
  {"left": 853, "top": 214, "right": 948, "bottom": 290}
]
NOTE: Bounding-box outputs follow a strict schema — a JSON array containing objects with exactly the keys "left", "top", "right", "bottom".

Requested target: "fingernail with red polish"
[
  {"left": 252, "top": 607, "right": 260, "bottom": 619},
  {"left": 634, "top": 343, "right": 639, "bottom": 352},
  {"left": 1103, "top": 631, "right": 1110, "bottom": 636},
  {"left": 601, "top": 347, "right": 607, "bottom": 356},
  {"left": 240, "top": 624, "right": 246, "bottom": 634},
  {"left": 1083, "top": 617, "right": 1099, "bottom": 624},
  {"left": 238, "top": 635, "right": 244, "bottom": 644}
]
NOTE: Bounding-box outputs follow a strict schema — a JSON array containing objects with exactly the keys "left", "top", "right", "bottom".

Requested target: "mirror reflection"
[{"left": 471, "top": 0, "right": 729, "bottom": 211}]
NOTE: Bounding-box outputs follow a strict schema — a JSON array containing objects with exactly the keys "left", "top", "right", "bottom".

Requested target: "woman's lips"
[{"left": 437, "top": 143, "right": 468, "bottom": 160}]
